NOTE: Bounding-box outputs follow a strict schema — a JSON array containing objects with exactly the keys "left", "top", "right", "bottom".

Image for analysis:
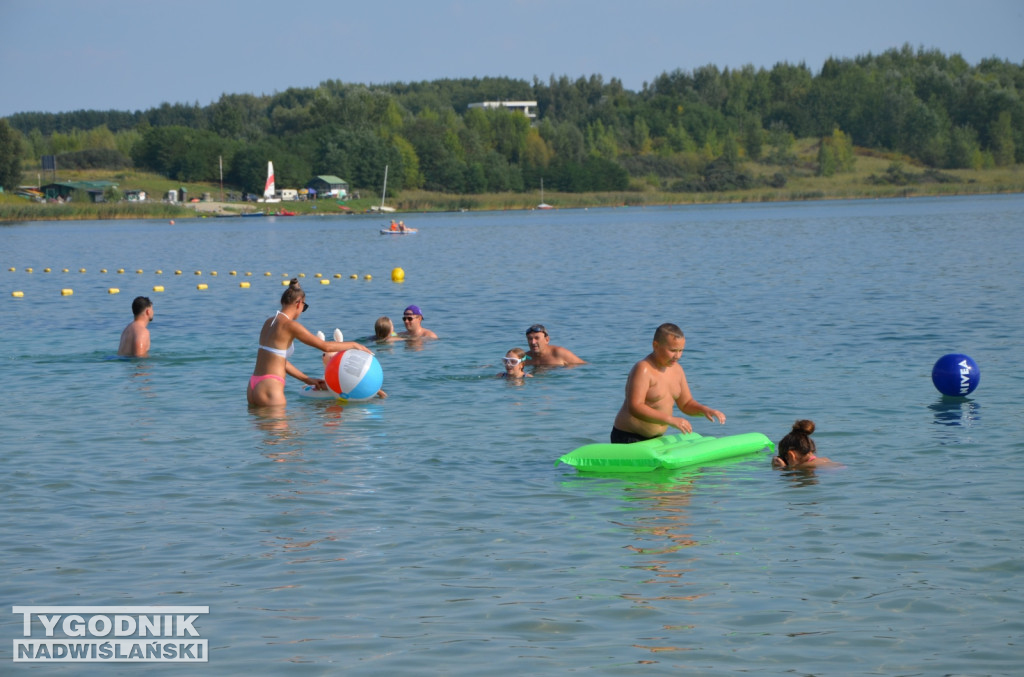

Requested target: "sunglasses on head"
[{"left": 526, "top": 325, "right": 547, "bottom": 335}]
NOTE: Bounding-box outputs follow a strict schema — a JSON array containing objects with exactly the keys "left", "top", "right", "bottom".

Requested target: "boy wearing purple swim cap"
[{"left": 399, "top": 305, "right": 438, "bottom": 339}]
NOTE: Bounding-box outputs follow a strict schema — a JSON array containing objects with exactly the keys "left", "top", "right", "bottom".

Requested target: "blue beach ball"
[{"left": 931, "top": 354, "right": 979, "bottom": 397}]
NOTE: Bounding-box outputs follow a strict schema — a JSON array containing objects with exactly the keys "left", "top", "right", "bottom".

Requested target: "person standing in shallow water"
[
  {"left": 118, "top": 296, "right": 153, "bottom": 357},
  {"left": 611, "top": 322, "right": 725, "bottom": 443},
  {"left": 247, "top": 279, "right": 373, "bottom": 408}
]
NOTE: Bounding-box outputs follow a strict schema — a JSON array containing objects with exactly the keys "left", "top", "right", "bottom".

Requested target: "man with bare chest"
[{"left": 611, "top": 323, "right": 725, "bottom": 443}]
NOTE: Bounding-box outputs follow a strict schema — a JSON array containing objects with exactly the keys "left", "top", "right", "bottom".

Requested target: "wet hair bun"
[{"left": 792, "top": 419, "right": 816, "bottom": 435}]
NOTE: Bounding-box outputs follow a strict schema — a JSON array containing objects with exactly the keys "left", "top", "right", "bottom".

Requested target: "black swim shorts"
[{"left": 610, "top": 426, "right": 659, "bottom": 444}]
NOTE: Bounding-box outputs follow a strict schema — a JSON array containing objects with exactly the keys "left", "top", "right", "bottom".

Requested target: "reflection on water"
[{"left": 929, "top": 396, "right": 981, "bottom": 427}]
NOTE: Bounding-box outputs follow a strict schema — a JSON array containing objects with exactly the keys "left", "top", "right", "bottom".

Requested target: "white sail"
[
  {"left": 259, "top": 161, "right": 280, "bottom": 203},
  {"left": 264, "top": 161, "right": 275, "bottom": 198},
  {"left": 369, "top": 164, "right": 396, "bottom": 213}
]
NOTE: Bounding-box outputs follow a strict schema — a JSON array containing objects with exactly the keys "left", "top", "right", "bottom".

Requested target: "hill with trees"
[{"left": 3, "top": 46, "right": 1022, "bottom": 197}]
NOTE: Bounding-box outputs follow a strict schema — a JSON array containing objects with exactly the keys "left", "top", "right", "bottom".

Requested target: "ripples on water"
[{"left": 2, "top": 196, "right": 1023, "bottom": 674}]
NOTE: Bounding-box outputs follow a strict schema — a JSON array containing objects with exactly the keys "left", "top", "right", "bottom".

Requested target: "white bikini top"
[{"left": 259, "top": 311, "right": 294, "bottom": 358}]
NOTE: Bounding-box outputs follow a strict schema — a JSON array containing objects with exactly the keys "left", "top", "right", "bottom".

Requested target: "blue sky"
[{"left": 1, "top": 0, "right": 1022, "bottom": 117}]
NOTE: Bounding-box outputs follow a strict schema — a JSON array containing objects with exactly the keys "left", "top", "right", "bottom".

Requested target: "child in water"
[
  {"left": 772, "top": 419, "right": 832, "bottom": 468},
  {"left": 499, "top": 348, "right": 532, "bottom": 379},
  {"left": 374, "top": 316, "right": 404, "bottom": 342}
]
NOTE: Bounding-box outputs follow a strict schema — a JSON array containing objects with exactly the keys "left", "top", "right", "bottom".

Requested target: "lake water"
[{"left": 2, "top": 195, "right": 1023, "bottom": 675}]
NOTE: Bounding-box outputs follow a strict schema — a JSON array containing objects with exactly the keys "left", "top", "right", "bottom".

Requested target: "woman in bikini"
[{"left": 247, "top": 279, "right": 373, "bottom": 407}]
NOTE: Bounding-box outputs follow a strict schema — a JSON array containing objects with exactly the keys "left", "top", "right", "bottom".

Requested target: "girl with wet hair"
[{"left": 772, "top": 420, "right": 832, "bottom": 468}]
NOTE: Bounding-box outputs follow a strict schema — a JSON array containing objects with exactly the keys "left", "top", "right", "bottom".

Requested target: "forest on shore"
[{"left": 1, "top": 45, "right": 1022, "bottom": 200}]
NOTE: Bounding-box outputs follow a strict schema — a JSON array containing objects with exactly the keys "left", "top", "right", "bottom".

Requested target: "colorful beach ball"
[
  {"left": 931, "top": 353, "right": 979, "bottom": 397},
  {"left": 325, "top": 350, "right": 383, "bottom": 400}
]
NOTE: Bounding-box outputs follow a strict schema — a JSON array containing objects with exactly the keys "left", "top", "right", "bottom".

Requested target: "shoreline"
[{"left": 3, "top": 185, "right": 1024, "bottom": 222}]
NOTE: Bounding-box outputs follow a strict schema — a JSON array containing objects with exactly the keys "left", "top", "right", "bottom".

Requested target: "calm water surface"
[{"left": 2, "top": 195, "right": 1023, "bottom": 675}]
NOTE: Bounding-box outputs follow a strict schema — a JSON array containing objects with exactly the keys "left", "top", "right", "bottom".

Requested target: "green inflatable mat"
[{"left": 557, "top": 431, "right": 774, "bottom": 472}]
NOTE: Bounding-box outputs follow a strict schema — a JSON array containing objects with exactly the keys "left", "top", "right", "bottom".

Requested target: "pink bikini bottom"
[{"left": 249, "top": 373, "right": 286, "bottom": 390}]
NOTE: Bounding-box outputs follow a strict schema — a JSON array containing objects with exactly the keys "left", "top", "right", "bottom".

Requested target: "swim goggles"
[{"left": 503, "top": 357, "right": 523, "bottom": 366}]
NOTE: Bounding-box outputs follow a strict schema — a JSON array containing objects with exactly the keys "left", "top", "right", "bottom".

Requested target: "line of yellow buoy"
[{"left": 8, "top": 267, "right": 405, "bottom": 297}]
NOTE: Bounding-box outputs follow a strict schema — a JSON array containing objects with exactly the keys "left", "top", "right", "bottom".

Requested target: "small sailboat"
[
  {"left": 368, "top": 164, "right": 396, "bottom": 214},
  {"left": 258, "top": 161, "right": 280, "bottom": 203},
  {"left": 537, "top": 177, "right": 553, "bottom": 209}
]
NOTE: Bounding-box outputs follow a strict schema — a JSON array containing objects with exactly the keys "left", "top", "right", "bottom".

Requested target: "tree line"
[{"left": 2, "top": 45, "right": 1022, "bottom": 195}]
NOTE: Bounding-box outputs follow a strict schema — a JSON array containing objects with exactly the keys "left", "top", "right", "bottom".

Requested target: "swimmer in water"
[
  {"left": 247, "top": 279, "right": 373, "bottom": 407},
  {"left": 498, "top": 348, "right": 532, "bottom": 379},
  {"left": 374, "top": 316, "right": 404, "bottom": 342},
  {"left": 524, "top": 324, "right": 585, "bottom": 367},
  {"left": 117, "top": 296, "right": 153, "bottom": 357},
  {"left": 772, "top": 420, "right": 833, "bottom": 468},
  {"left": 399, "top": 305, "right": 438, "bottom": 339}
]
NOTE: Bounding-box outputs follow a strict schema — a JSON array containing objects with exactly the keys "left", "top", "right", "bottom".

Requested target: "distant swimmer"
[
  {"left": 498, "top": 347, "right": 532, "bottom": 379},
  {"left": 399, "top": 305, "right": 438, "bottom": 339},
  {"left": 772, "top": 420, "right": 835, "bottom": 468},
  {"left": 611, "top": 323, "right": 725, "bottom": 443},
  {"left": 247, "top": 279, "right": 373, "bottom": 408},
  {"left": 118, "top": 296, "right": 153, "bottom": 357},
  {"left": 524, "top": 324, "right": 585, "bottom": 367}
]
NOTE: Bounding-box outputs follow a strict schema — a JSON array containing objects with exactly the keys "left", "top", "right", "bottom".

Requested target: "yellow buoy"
[
  {"left": 264, "top": 272, "right": 272, "bottom": 277},
  {"left": 8, "top": 267, "right": 14, "bottom": 271},
  {"left": 136, "top": 269, "right": 143, "bottom": 274},
  {"left": 298, "top": 273, "right": 305, "bottom": 278},
  {"left": 314, "top": 273, "right": 322, "bottom": 278},
  {"left": 11, "top": 290, "right": 24, "bottom": 297},
  {"left": 108, "top": 288, "right": 120, "bottom": 294},
  {"left": 320, "top": 279, "right": 330, "bottom": 285},
  {"left": 364, "top": 274, "right": 372, "bottom": 280},
  {"left": 245, "top": 272, "right": 252, "bottom": 276},
  {"left": 281, "top": 279, "right": 290, "bottom": 286},
  {"left": 333, "top": 273, "right": 342, "bottom": 278},
  {"left": 117, "top": 268, "right": 125, "bottom": 274},
  {"left": 61, "top": 288, "right": 73, "bottom": 296},
  {"left": 197, "top": 283, "right": 208, "bottom": 290},
  {"left": 25, "top": 267, "right": 33, "bottom": 273},
  {"left": 62, "top": 268, "right": 69, "bottom": 273},
  {"left": 350, "top": 274, "right": 358, "bottom": 279},
  {"left": 153, "top": 285, "right": 164, "bottom": 292},
  {"left": 391, "top": 267, "right": 405, "bottom": 283},
  {"left": 175, "top": 270, "right": 182, "bottom": 275},
  {"left": 229, "top": 271, "right": 237, "bottom": 276},
  {"left": 44, "top": 267, "right": 52, "bottom": 273},
  {"left": 194, "top": 270, "right": 202, "bottom": 276},
  {"left": 239, "top": 281, "right": 251, "bottom": 288},
  {"left": 79, "top": 268, "right": 86, "bottom": 273},
  {"left": 155, "top": 269, "right": 163, "bottom": 274}
]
